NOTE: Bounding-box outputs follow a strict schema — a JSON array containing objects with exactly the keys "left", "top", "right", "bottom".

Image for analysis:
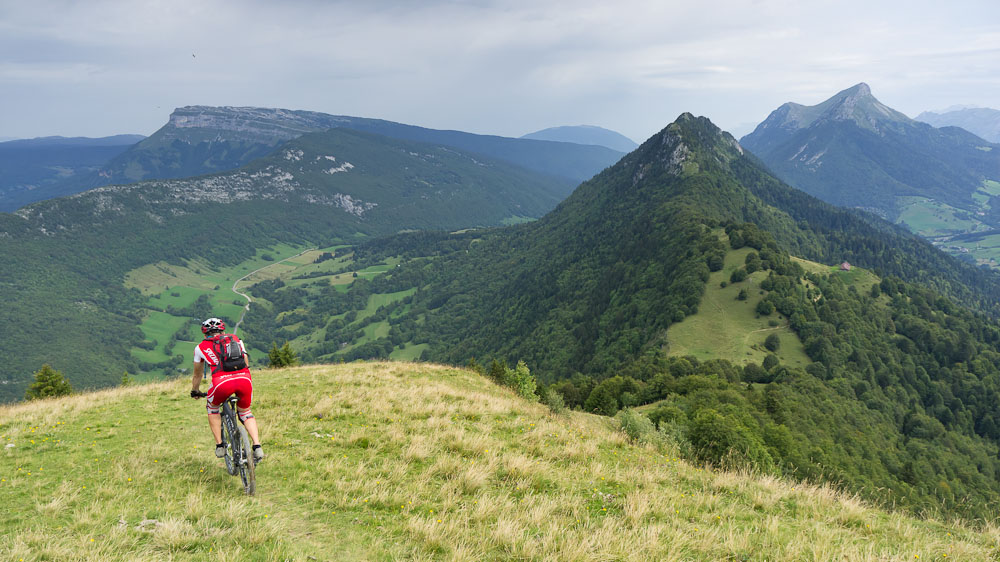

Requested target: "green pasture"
[
  {"left": 942, "top": 233, "right": 1000, "bottom": 268},
  {"left": 895, "top": 196, "right": 981, "bottom": 238},
  {"left": 390, "top": 343, "right": 429, "bottom": 360},
  {"left": 665, "top": 246, "right": 812, "bottom": 368},
  {"left": 355, "top": 288, "right": 416, "bottom": 324},
  {"left": 126, "top": 243, "right": 345, "bottom": 375},
  {"left": 131, "top": 311, "right": 192, "bottom": 363},
  {"left": 975, "top": 179, "right": 1000, "bottom": 206}
]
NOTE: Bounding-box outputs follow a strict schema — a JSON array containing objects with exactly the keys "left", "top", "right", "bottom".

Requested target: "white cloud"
[{"left": 0, "top": 0, "right": 998, "bottom": 142}]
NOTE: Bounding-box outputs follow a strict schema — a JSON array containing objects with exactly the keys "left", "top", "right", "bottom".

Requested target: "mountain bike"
[{"left": 193, "top": 392, "right": 257, "bottom": 495}]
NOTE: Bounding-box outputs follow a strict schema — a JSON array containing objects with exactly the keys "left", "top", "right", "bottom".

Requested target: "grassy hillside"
[
  {"left": 664, "top": 242, "right": 811, "bottom": 368},
  {"left": 3, "top": 362, "right": 999, "bottom": 560}
]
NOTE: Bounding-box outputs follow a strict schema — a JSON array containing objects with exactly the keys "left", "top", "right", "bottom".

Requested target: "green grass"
[
  {"left": 945, "top": 233, "right": 1000, "bottom": 268},
  {"left": 390, "top": 343, "right": 429, "bottom": 361},
  {"left": 894, "top": 181, "right": 1000, "bottom": 268},
  {"left": 355, "top": 288, "right": 416, "bottom": 324},
  {"left": 2, "top": 362, "right": 998, "bottom": 560},
  {"left": 665, "top": 247, "right": 812, "bottom": 368},
  {"left": 131, "top": 311, "right": 192, "bottom": 364},
  {"left": 895, "top": 196, "right": 981, "bottom": 237}
]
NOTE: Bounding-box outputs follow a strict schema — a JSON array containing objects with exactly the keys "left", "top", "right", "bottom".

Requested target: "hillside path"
[{"left": 231, "top": 248, "right": 316, "bottom": 335}]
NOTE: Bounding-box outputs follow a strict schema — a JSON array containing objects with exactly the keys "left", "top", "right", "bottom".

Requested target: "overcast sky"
[{"left": 2, "top": 0, "right": 999, "bottom": 143}]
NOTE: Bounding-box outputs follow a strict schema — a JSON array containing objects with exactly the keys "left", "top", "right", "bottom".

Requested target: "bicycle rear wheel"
[
  {"left": 220, "top": 402, "right": 239, "bottom": 476},
  {"left": 237, "top": 424, "right": 256, "bottom": 496}
]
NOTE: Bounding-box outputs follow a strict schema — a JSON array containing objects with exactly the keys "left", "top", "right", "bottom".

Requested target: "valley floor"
[{"left": 2, "top": 362, "right": 998, "bottom": 561}]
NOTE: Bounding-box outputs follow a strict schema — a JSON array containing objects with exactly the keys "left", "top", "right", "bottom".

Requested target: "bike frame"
[{"left": 219, "top": 395, "right": 256, "bottom": 496}]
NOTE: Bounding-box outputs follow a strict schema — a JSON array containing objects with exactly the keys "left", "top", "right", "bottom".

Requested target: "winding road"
[{"left": 230, "top": 248, "right": 316, "bottom": 335}]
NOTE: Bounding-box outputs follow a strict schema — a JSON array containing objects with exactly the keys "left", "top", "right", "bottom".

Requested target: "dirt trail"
[{"left": 231, "top": 248, "right": 316, "bottom": 334}]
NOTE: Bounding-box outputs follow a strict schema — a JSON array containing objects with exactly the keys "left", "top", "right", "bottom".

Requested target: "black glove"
[{"left": 191, "top": 389, "right": 207, "bottom": 398}]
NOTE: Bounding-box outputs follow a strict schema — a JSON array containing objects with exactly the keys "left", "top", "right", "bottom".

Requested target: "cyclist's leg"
[
  {"left": 234, "top": 378, "right": 260, "bottom": 447},
  {"left": 205, "top": 382, "right": 225, "bottom": 446}
]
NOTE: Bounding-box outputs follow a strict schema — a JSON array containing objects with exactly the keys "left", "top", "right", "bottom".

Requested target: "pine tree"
[
  {"left": 268, "top": 341, "right": 300, "bottom": 368},
  {"left": 25, "top": 364, "right": 73, "bottom": 400},
  {"left": 279, "top": 342, "right": 299, "bottom": 367},
  {"left": 268, "top": 342, "right": 282, "bottom": 367},
  {"left": 487, "top": 359, "right": 507, "bottom": 383},
  {"left": 121, "top": 371, "right": 133, "bottom": 386}
]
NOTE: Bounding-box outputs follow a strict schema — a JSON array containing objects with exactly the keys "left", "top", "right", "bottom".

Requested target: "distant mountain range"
[
  {"left": 520, "top": 125, "right": 639, "bottom": 152},
  {"left": 917, "top": 107, "right": 1000, "bottom": 143},
  {"left": 740, "top": 83, "right": 1000, "bottom": 265},
  {"left": 0, "top": 135, "right": 144, "bottom": 211},
  {"left": 9, "top": 106, "right": 624, "bottom": 211}
]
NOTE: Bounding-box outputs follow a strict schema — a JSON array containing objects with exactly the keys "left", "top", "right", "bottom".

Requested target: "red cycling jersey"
[{"left": 195, "top": 334, "right": 253, "bottom": 409}]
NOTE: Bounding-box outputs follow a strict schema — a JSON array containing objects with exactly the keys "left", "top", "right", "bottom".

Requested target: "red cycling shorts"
[{"left": 207, "top": 372, "right": 253, "bottom": 410}]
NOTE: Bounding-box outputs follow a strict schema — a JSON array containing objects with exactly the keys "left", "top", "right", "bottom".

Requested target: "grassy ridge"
[{"left": 3, "top": 362, "right": 999, "bottom": 560}]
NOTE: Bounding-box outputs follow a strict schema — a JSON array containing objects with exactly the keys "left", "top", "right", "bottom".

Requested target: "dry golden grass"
[{"left": 3, "top": 361, "right": 1000, "bottom": 561}]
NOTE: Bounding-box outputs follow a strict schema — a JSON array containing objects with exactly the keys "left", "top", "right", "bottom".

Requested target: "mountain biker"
[{"left": 190, "top": 317, "right": 264, "bottom": 462}]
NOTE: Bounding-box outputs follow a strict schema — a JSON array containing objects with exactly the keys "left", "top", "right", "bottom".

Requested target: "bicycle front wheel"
[{"left": 237, "top": 424, "right": 256, "bottom": 496}]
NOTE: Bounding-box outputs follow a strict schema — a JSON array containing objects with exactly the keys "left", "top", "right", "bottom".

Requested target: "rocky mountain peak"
[{"left": 163, "top": 106, "right": 349, "bottom": 144}]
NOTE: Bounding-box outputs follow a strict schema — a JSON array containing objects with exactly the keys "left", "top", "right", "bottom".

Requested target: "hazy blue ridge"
[
  {"left": 0, "top": 135, "right": 145, "bottom": 211},
  {"left": 520, "top": 125, "right": 639, "bottom": 152},
  {"left": 917, "top": 107, "right": 1000, "bottom": 143}
]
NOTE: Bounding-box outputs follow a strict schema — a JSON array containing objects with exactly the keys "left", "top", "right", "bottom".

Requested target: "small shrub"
[
  {"left": 541, "top": 387, "right": 567, "bottom": 414},
  {"left": 617, "top": 408, "right": 655, "bottom": 442},
  {"left": 506, "top": 361, "right": 538, "bottom": 402}
]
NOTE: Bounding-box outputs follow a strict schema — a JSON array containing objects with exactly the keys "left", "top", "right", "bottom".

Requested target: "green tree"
[
  {"left": 120, "top": 370, "right": 133, "bottom": 386},
  {"left": 762, "top": 354, "right": 780, "bottom": 371},
  {"left": 487, "top": 359, "right": 507, "bottom": 384},
  {"left": 764, "top": 333, "right": 780, "bottom": 351},
  {"left": 687, "top": 408, "right": 774, "bottom": 471},
  {"left": 268, "top": 341, "right": 300, "bottom": 368},
  {"left": 756, "top": 300, "right": 775, "bottom": 316},
  {"left": 25, "top": 364, "right": 73, "bottom": 400},
  {"left": 504, "top": 360, "right": 538, "bottom": 401},
  {"left": 585, "top": 383, "right": 620, "bottom": 416}
]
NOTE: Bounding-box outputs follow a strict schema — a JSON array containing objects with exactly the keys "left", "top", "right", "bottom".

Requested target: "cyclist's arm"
[{"left": 191, "top": 361, "right": 205, "bottom": 393}]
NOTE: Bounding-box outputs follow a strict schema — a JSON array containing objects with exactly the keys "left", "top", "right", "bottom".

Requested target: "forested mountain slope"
[
  {"left": 241, "top": 114, "right": 1000, "bottom": 517},
  {"left": 0, "top": 128, "right": 572, "bottom": 402}
]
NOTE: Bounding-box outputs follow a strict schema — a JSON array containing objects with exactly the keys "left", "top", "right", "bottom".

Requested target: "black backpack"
[{"left": 213, "top": 334, "right": 248, "bottom": 372}]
